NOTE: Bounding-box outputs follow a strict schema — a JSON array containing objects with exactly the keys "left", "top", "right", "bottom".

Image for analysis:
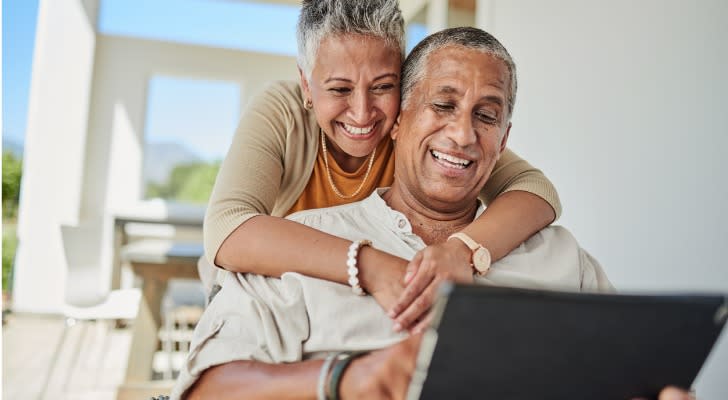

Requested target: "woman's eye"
[
  {"left": 371, "top": 83, "right": 395, "bottom": 93},
  {"left": 329, "top": 87, "right": 351, "bottom": 95}
]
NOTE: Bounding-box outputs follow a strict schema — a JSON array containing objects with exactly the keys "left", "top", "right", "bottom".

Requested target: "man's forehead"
[{"left": 420, "top": 46, "right": 510, "bottom": 93}]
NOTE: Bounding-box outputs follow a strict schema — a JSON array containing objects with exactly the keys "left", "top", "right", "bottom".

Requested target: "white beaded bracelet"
[{"left": 346, "top": 240, "right": 371, "bottom": 296}]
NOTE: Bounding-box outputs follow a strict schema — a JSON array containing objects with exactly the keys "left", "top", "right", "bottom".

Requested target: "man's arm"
[
  {"left": 185, "top": 359, "right": 322, "bottom": 400},
  {"left": 185, "top": 335, "right": 422, "bottom": 400}
]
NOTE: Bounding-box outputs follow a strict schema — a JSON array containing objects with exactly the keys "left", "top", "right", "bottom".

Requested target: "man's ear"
[
  {"left": 499, "top": 122, "right": 511, "bottom": 154},
  {"left": 298, "top": 67, "right": 312, "bottom": 100},
  {"left": 390, "top": 114, "right": 402, "bottom": 140}
]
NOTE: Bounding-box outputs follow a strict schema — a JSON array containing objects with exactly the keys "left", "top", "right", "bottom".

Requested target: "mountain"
[
  {"left": 143, "top": 141, "right": 203, "bottom": 184},
  {"left": 2, "top": 138, "right": 24, "bottom": 158}
]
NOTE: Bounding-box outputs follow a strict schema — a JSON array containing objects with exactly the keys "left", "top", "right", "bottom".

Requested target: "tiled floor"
[{"left": 2, "top": 313, "right": 132, "bottom": 400}]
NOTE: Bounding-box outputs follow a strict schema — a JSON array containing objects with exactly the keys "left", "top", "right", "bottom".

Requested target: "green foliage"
[
  {"left": 2, "top": 152, "right": 22, "bottom": 293},
  {"left": 145, "top": 161, "right": 220, "bottom": 204},
  {"left": 2, "top": 152, "right": 23, "bottom": 219},
  {"left": 2, "top": 224, "right": 17, "bottom": 292}
]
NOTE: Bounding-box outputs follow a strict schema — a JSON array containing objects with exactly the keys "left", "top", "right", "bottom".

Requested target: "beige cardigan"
[{"left": 203, "top": 81, "right": 561, "bottom": 264}]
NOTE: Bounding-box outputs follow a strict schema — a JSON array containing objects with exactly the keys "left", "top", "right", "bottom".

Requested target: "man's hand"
[
  {"left": 339, "top": 334, "right": 422, "bottom": 400},
  {"left": 631, "top": 386, "right": 695, "bottom": 400},
  {"left": 388, "top": 240, "right": 474, "bottom": 333}
]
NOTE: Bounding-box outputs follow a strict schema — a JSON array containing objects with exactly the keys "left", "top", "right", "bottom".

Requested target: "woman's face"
[{"left": 301, "top": 34, "right": 402, "bottom": 162}]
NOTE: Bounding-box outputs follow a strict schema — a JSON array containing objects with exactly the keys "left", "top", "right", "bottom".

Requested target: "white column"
[
  {"left": 13, "top": 0, "right": 99, "bottom": 313},
  {"left": 426, "top": 0, "right": 449, "bottom": 34},
  {"left": 475, "top": 0, "right": 495, "bottom": 31}
]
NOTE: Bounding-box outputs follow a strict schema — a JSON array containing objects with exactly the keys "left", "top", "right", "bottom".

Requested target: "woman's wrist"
[{"left": 356, "top": 246, "right": 407, "bottom": 294}]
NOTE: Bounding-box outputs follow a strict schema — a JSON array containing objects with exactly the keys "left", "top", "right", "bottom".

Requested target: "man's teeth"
[
  {"left": 431, "top": 150, "right": 472, "bottom": 168},
  {"left": 342, "top": 123, "right": 374, "bottom": 135}
]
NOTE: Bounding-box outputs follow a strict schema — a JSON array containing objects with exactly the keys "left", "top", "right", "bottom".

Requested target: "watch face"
[{"left": 473, "top": 248, "right": 491, "bottom": 272}]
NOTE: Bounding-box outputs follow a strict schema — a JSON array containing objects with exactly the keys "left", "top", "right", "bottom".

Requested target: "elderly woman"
[{"left": 203, "top": 0, "right": 561, "bottom": 329}]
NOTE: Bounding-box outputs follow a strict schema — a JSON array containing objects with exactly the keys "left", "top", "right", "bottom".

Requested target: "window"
[{"left": 142, "top": 76, "right": 239, "bottom": 204}]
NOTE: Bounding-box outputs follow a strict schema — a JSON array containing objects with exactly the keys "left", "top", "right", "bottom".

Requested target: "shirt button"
[{"left": 397, "top": 219, "right": 406, "bottom": 229}]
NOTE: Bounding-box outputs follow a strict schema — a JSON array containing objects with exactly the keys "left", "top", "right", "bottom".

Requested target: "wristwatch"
[{"left": 448, "top": 232, "right": 492, "bottom": 276}]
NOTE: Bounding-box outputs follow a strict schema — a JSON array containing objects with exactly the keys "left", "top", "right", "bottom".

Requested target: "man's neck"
[{"left": 382, "top": 183, "right": 478, "bottom": 245}]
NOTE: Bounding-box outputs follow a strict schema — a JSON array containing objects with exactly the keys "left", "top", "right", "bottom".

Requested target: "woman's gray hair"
[
  {"left": 401, "top": 27, "right": 518, "bottom": 119},
  {"left": 296, "top": 0, "right": 405, "bottom": 79}
]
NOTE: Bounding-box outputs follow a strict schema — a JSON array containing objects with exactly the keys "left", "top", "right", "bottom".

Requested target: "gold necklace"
[{"left": 320, "top": 129, "right": 377, "bottom": 199}]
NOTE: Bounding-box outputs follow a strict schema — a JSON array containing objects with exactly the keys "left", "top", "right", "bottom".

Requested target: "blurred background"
[{"left": 2, "top": 0, "right": 727, "bottom": 399}]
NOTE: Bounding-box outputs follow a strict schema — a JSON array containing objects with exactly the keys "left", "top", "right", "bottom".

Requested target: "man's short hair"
[
  {"left": 296, "top": 0, "right": 405, "bottom": 79},
  {"left": 401, "top": 27, "right": 518, "bottom": 120}
]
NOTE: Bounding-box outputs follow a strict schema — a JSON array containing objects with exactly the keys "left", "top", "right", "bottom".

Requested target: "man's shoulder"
[{"left": 287, "top": 201, "right": 368, "bottom": 225}]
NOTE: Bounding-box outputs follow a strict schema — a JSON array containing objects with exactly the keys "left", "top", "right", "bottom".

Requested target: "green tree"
[
  {"left": 2, "top": 152, "right": 23, "bottom": 219},
  {"left": 145, "top": 161, "right": 220, "bottom": 204},
  {"left": 2, "top": 151, "right": 22, "bottom": 293}
]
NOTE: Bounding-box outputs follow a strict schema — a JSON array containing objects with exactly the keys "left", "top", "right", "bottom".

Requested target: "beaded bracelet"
[{"left": 346, "top": 240, "right": 371, "bottom": 296}]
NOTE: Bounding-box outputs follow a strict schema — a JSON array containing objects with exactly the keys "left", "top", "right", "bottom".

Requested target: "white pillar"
[
  {"left": 426, "top": 0, "right": 449, "bottom": 34},
  {"left": 13, "top": 0, "right": 99, "bottom": 313},
  {"left": 475, "top": 0, "right": 495, "bottom": 31}
]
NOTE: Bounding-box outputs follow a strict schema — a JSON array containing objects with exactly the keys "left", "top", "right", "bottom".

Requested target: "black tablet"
[{"left": 407, "top": 284, "right": 728, "bottom": 400}]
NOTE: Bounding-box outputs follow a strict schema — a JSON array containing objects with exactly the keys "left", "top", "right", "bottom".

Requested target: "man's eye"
[
  {"left": 432, "top": 103, "right": 454, "bottom": 112},
  {"left": 475, "top": 112, "right": 497, "bottom": 124}
]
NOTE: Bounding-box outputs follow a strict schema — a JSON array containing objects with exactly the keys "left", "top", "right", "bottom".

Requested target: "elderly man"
[{"left": 173, "top": 27, "right": 687, "bottom": 400}]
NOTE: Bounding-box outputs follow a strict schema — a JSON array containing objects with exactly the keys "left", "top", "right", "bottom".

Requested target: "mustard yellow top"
[{"left": 203, "top": 81, "right": 561, "bottom": 264}]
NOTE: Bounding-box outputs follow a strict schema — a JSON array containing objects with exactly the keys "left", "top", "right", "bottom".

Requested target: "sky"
[
  {"left": 2, "top": 0, "right": 426, "bottom": 160},
  {"left": 2, "top": 0, "right": 40, "bottom": 146}
]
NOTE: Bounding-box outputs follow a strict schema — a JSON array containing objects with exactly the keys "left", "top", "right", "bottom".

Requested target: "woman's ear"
[
  {"left": 298, "top": 67, "right": 312, "bottom": 100},
  {"left": 390, "top": 114, "right": 402, "bottom": 140}
]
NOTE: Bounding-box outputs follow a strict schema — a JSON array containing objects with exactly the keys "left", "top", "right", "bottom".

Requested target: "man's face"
[{"left": 392, "top": 46, "right": 512, "bottom": 213}]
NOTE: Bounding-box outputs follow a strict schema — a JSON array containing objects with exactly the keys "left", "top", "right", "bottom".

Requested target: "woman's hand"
[
  {"left": 357, "top": 247, "right": 409, "bottom": 312},
  {"left": 388, "top": 240, "right": 474, "bottom": 333}
]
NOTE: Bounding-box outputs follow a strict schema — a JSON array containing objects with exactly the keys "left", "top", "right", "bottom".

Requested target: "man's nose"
[
  {"left": 348, "top": 90, "right": 376, "bottom": 125},
  {"left": 447, "top": 113, "right": 477, "bottom": 147}
]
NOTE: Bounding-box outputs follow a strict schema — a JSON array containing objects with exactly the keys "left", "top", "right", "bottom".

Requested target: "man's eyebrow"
[
  {"left": 482, "top": 95, "right": 505, "bottom": 106},
  {"left": 435, "top": 85, "right": 460, "bottom": 95},
  {"left": 324, "top": 73, "right": 399, "bottom": 84},
  {"left": 435, "top": 85, "right": 505, "bottom": 106}
]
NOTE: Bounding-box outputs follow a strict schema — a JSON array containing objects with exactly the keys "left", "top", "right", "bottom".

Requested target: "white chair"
[{"left": 40, "top": 224, "right": 141, "bottom": 398}]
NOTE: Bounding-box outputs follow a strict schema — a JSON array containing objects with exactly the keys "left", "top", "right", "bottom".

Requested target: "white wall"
[{"left": 486, "top": 0, "right": 727, "bottom": 397}]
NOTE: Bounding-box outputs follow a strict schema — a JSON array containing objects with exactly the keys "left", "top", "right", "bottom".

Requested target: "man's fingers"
[
  {"left": 658, "top": 386, "right": 693, "bottom": 400},
  {"left": 393, "top": 281, "right": 437, "bottom": 332}
]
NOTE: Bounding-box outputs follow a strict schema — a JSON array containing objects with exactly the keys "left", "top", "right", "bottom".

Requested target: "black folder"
[{"left": 407, "top": 284, "right": 728, "bottom": 400}]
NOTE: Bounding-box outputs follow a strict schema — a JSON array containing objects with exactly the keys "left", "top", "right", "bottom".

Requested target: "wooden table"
[
  {"left": 110, "top": 203, "right": 205, "bottom": 399},
  {"left": 110, "top": 203, "right": 205, "bottom": 290},
  {"left": 117, "top": 240, "right": 204, "bottom": 399}
]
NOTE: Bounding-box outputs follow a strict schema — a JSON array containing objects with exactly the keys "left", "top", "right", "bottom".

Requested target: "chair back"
[{"left": 60, "top": 224, "right": 108, "bottom": 307}]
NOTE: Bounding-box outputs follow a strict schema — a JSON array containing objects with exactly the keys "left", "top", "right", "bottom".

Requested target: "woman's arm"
[
  {"left": 205, "top": 81, "right": 407, "bottom": 306},
  {"left": 216, "top": 215, "right": 408, "bottom": 309}
]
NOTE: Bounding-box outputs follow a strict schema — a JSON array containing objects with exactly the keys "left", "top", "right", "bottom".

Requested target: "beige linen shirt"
[{"left": 172, "top": 190, "right": 612, "bottom": 398}]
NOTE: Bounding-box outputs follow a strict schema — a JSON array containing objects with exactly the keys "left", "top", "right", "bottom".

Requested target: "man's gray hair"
[
  {"left": 296, "top": 0, "right": 405, "bottom": 79},
  {"left": 401, "top": 27, "right": 518, "bottom": 119}
]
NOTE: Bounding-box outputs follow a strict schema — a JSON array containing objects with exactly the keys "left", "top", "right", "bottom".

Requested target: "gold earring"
[{"left": 304, "top": 98, "right": 313, "bottom": 110}]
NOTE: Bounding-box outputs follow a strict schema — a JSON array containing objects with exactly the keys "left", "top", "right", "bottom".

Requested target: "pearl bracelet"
[{"left": 346, "top": 240, "right": 371, "bottom": 296}]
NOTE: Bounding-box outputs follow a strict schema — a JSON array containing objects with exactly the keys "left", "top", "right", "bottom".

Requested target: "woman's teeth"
[
  {"left": 342, "top": 123, "right": 374, "bottom": 135},
  {"left": 431, "top": 150, "right": 472, "bottom": 169}
]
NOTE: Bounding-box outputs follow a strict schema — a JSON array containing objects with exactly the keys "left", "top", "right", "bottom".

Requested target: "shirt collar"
[{"left": 361, "top": 188, "right": 485, "bottom": 235}]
